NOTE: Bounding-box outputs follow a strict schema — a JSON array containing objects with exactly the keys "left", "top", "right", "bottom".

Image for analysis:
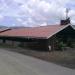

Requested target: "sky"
[{"left": 0, "top": 0, "right": 75, "bottom": 27}]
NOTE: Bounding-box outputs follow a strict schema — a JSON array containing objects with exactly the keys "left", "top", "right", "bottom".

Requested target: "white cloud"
[
  {"left": 38, "top": 0, "right": 51, "bottom": 12},
  {"left": 16, "top": 18, "right": 23, "bottom": 22},
  {"left": 40, "top": 22, "right": 47, "bottom": 26},
  {"left": 0, "top": 0, "right": 75, "bottom": 26},
  {"left": 71, "top": 19, "right": 75, "bottom": 24},
  {"left": 69, "top": 10, "right": 75, "bottom": 17},
  {"left": 0, "top": 14, "right": 4, "bottom": 21},
  {"left": 12, "top": 23, "right": 16, "bottom": 26}
]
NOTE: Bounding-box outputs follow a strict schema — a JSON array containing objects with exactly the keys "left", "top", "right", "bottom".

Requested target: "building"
[{"left": 0, "top": 22, "right": 75, "bottom": 51}]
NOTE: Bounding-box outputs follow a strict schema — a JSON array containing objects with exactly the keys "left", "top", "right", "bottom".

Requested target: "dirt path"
[{"left": 0, "top": 48, "right": 75, "bottom": 75}]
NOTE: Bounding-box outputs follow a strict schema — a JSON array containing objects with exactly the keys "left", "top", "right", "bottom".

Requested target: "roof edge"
[{"left": 47, "top": 24, "right": 72, "bottom": 39}]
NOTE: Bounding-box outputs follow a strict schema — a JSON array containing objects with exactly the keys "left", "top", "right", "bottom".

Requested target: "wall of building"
[{"left": 0, "top": 37, "right": 48, "bottom": 51}]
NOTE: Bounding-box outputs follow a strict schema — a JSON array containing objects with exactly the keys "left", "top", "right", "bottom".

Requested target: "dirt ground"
[{"left": 0, "top": 44, "right": 75, "bottom": 69}]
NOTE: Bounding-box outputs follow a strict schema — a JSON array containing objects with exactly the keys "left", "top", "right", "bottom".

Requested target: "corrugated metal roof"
[{"left": 0, "top": 25, "right": 71, "bottom": 39}]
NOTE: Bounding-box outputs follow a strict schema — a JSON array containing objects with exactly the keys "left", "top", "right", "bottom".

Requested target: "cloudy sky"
[{"left": 0, "top": 0, "right": 75, "bottom": 27}]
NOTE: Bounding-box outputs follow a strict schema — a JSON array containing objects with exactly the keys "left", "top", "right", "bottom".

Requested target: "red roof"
[{"left": 0, "top": 25, "right": 70, "bottom": 39}]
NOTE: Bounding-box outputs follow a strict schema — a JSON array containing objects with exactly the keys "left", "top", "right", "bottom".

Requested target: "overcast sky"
[{"left": 0, "top": 0, "right": 75, "bottom": 27}]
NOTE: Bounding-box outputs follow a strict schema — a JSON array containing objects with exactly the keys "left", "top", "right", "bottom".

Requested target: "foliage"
[{"left": 58, "top": 41, "right": 66, "bottom": 50}]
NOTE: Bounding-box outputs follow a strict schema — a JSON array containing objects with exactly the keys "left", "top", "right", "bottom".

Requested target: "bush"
[{"left": 58, "top": 42, "right": 66, "bottom": 50}]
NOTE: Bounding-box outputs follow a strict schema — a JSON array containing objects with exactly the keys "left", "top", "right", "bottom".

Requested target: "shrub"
[{"left": 58, "top": 42, "right": 66, "bottom": 50}]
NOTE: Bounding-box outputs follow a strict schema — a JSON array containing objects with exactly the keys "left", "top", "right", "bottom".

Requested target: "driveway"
[{"left": 0, "top": 48, "right": 75, "bottom": 75}]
